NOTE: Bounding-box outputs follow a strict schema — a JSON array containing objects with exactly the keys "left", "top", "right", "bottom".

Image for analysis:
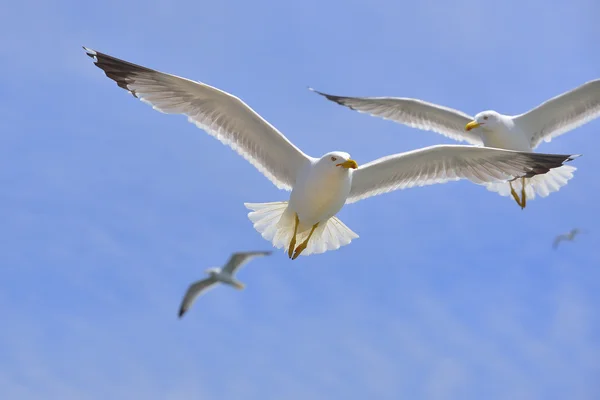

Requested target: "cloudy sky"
[{"left": 1, "top": 0, "right": 599, "bottom": 398}]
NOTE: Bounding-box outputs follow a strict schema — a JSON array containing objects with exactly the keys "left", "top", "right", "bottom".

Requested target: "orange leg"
[
  {"left": 287, "top": 213, "right": 300, "bottom": 259},
  {"left": 292, "top": 222, "right": 319, "bottom": 260}
]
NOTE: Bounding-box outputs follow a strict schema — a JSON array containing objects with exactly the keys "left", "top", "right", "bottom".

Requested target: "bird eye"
[
  {"left": 483, "top": 116, "right": 489, "bottom": 120},
  {"left": 331, "top": 156, "right": 337, "bottom": 161}
]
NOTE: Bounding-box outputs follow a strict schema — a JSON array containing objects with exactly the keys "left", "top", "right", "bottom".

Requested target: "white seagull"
[
  {"left": 178, "top": 251, "right": 272, "bottom": 318},
  {"left": 310, "top": 81, "right": 599, "bottom": 209},
  {"left": 84, "top": 47, "right": 578, "bottom": 258},
  {"left": 552, "top": 228, "right": 586, "bottom": 249}
]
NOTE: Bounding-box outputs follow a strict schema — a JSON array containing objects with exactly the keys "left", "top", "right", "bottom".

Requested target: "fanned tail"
[
  {"left": 244, "top": 202, "right": 358, "bottom": 256},
  {"left": 484, "top": 165, "right": 576, "bottom": 201}
]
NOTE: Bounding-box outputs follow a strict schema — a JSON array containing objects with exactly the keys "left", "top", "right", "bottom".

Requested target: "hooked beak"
[
  {"left": 465, "top": 121, "right": 481, "bottom": 131},
  {"left": 336, "top": 159, "right": 358, "bottom": 169}
]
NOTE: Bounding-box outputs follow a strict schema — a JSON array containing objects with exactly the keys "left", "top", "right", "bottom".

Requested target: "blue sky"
[{"left": 1, "top": 0, "right": 599, "bottom": 398}]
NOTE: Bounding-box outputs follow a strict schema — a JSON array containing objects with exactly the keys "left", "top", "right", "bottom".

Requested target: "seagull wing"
[
  {"left": 553, "top": 234, "right": 568, "bottom": 249},
  {"left": 513, "top": 80, "right": 600, "bottom": 149},
  {"left": 222, "top": 251, "right": 272, "bottom": 275},
  {"left": 568, "top": 228, "right": 586, "bottom": 240},
  {"left": 347, "top": 145, "right": 578, "bottom": 203},
  {"left": 84, "top": 47, "right": 312, "bottom": 190},
  {"left": 310, "top": 89, "right": 481, "bottom": 145},
  {"left": 178, "top": 277, "right": 219, "bottom": 318}
]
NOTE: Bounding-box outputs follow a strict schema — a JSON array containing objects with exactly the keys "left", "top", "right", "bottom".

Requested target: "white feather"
[
  {"left": 347, "top": 145, "right": 575, "bottom": 203},
  {"left": 310, "top": 88, "right": 482, "bottom": 145},
  {"left": 513, "top": 79, "right": 600, "bottom": 149},
  {"left": 245, "top": 201, "right": 359, "bottom": 256},
  {"left": 485, "top": 165, "right": 576, "bottom": 200}
]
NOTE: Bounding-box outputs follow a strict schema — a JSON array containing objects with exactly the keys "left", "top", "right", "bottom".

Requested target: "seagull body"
[
  {"left": 288, "top": 151, "right": 353, "bottom": 227},
  {"left": 469, "top": 113, "right": 531, "bottom": 151},
  {"left": 84, "top": 47, "right": 579, "bottom": 258},
  {"left": 552, "top": 228, "right": 585, "bottom": 249},
  {"left": 178, "top": 251, "right": 271, "bottom": 318},
  {"left": 311, "top": 80, "right": 600, "bottom": 208}
]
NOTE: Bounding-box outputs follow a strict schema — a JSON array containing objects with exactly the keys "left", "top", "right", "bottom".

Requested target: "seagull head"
[
  {"left": 320, "top": 151, "right": 358, "bottom": 170},
  {"left": 205, "top": 267, "right": 220, "bottom": 276},
  {"left": 466, "top": 111, "right": 501, "bottom": 131}
]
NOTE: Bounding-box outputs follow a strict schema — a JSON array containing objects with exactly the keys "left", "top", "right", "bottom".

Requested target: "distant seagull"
[
  {"left": 83, "top": 47, "right": 578, "bottom": 259},
  {"left": 310, "top": 80, "right": 599, "bottom": 209},
  {"left": 553, "top": 228, "right": 586, "bottom": 249},
  {"left": 178, "top": 251, "right": 272, "bottom": 318}
]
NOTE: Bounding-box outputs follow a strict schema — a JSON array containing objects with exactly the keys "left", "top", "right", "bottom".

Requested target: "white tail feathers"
[
  {"left": 232, "top": 281, "right": 245, "bottom": 290},
  {"left": 244, "top": 201, "right": 359, "bottom": 256},
  {"left": 484, "top": 165, "right": 576, "bottom": 201}
]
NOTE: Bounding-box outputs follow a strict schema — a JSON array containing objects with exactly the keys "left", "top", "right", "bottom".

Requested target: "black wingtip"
[
  {"left": 308, "top": 88, "right": 350, "bottom": 106},
  {"left": 518, "top": 152, "right": 582, "bottom": 178},
  {"left": 81, "top": 48, "right": 149, "bottom": 98},
  {"left": 307, "top": 86, "right": 329, "bottom": 98},
  {"left": 178, "top": 302, "right": 187, "bottom": 318},
  {"left": 82, "top": 46, "right": 97, "bottom": 59}
]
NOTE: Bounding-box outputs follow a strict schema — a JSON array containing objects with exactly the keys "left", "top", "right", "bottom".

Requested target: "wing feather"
[
  {"left": 222, "top": 251, "right": 272, "bottom": 275},
  {"left": 513, "top": 80, "right": 600, "bottom": 149},
  {"left": 310, "top": 88, "right": 482, "bottom": 145},
  {"left": 348, "top": 145, "right": 578, "bottom": 203},
  {"left": 84, "top": 47, "right": 311, "bottom": 190},
  {"left": 178, "top": 277, "right": 219, "bottom": 318}
]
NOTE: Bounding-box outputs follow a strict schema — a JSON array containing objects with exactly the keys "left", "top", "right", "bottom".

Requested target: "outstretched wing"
[
  {"left": 553, "top": 233, "right": 572, "bottom": 249},
  {"left": 348, "top": 145, "right": 578, "bottom": 203},
  {"left": 84, "top": 47, "right": 312, "bottom": 190},
  {"left": 513, "top": 80, "right": 600, "bottom": 149},
  {"left": 310, "top": 88, "right": 482, "bottom": 145},
  {"left": 222, "top": 251, "right": 272, "bottom": 275},
  {"left": 178, "top": 277, "right": 219, "bottom": 318}
]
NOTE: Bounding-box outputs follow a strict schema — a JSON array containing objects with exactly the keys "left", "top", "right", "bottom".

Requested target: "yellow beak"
[
  {"left": 465, "top": 121, "right": 480, "bottom": 131},
  {"left": 336, "top": 159, "right": 358, "bottom": 169}
]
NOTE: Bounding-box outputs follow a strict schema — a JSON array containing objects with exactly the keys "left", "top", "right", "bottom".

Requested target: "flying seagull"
[
  {"left": 553, "top": 228, "right": 586, "bottom": 249},
  {"left": 84, "top": 47, "right": 578, "bottom": 258},
  {"left": 178, "top": 251, "right": 272, "bottom": 318},
  {"left": 310, "top": 81, "right": 598, "bottom": 209}
]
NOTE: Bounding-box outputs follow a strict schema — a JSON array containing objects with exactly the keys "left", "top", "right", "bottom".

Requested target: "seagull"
[
  {"left": 310, "top": 80, "right": 599, "bottom": 209},
  {"left": 552, "top": 228, "right": 586, "bottom": 249},
  {"left": 84, "top": 47, "right": 578, "bottom": 258},
  {"left": 178, "top": 251, "right": 272, "bottom": 318}
]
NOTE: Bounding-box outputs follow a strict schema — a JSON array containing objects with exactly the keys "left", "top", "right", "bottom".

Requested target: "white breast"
[
  {"left": 289, "top": 162, "right": 352, "bottom": 227},
  {"left": 214, "top": 271, "right": 234, "bottom": 283},
  {"left": 480, "top": 116, "right": 532, "bottom": 152}
]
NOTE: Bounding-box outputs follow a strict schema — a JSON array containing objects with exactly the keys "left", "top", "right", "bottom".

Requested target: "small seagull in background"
[
  {"left": 553, "top": 228, "right": 587, "bottom": 249},
  {"left": 178, "top": 251, "right": 272, "bottom": 318}
]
